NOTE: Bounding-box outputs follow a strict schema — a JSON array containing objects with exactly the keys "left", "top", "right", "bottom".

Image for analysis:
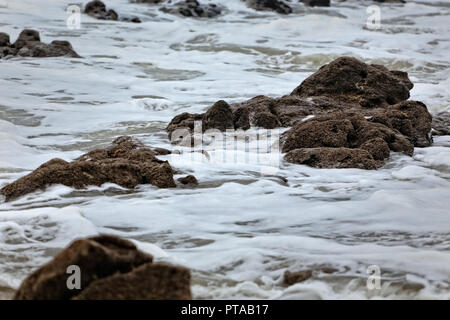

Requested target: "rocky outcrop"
[
  {"left": 14, "top": 235, "right": 191, "bottom": 300},
  {"left": 0, "top": 29, "right": 80, "bottom": 59},
  {"left": 281, "top": 111, "right": 415, "bottom": 169},
  {"left": 431, "top": 111, "right": 450, "bottom": 136},
  {"left": 290, "top": 56, "right": 413, "bottom": 109},
  {"left": 160, "top": 0, "right": 222, "bottom": 18},
  {"left": 0, "top": 136, "right": 175, "bottom": 201},
  {"left": 166, "top": 57, "right": 433, "bottom": 170},
  {"left": 85, "top": 0, "right": 141, "bottom": 23},
  {"left": 244, "top": 0, "right": 293, "bottom": 14}
]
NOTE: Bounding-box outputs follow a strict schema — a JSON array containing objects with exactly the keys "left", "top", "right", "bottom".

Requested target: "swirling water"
[{"left": 0, "top": 0, "right": 449, "bottom": 299}]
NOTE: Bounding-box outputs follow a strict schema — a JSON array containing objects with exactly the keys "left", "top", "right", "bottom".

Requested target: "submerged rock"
[
  {"left": 85, "top": 0, "right": 141, "bottom": 23},
  {"left": 0, "top": 29, "right": 80, "bottom": 59},
  {"left": 14, "top": 234, "right": 191, "bottom": 300},
  {"left": 431, "top": 111, "right": 450, "bottom": 136},
  {"left": 160, "top": 0, "right": 222, "bottom": 18},
  {"left": 283, "top": 270, "right": 313, "bottom": 286},
  {"left": 178, "top": 175, "right": 199, "bottom": 185},
  {"left": 0, "top": 136, "right": 175, "bottom": 202},
  {"left": 244, "top": 0, "right": 293, "bottom": 14}
]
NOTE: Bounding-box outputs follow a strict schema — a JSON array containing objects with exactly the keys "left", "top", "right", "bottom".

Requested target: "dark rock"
[
  {"left": 203, "top": 100, "right": 234, "bottom": 132},
  {"left": 166, "top": 112, "right": 203, "bottom": 142},
  {"left": 85, "top": 0, "right": 141, "bottom": 22},
  {"left": 290, "top": 56, "right": 413, "bottom": 109},
  {"left": 370, "top": 100, "right": 432, "bottom": 147},
  {"left": 0, "top": 136, "right": 175, "bottom": 201},
  {"left": 0, "top": 32, "right": 11, "bottom": 47},
  {"left": 302, "top": 0, "right": 330, "bottom": 7},
  {"left": 0, "top": 29, "right": 80, "bottom": 59},
  {"left": 431, "top": 111, "right": 450, "bottom": 136},
  {"left": 283, "top": 270, "right": 312, "bottom": 286},
  {"left": 73, "top": 262, "right": 191, "bottom": 300},
  {"left": 152, "top": 147, "right": 172, "bottom": 155},
  {"left": 178, "top": 175, "right": 198, "bottom": 185},
  {"left": 14, "top": 234, "right": 191, "bottom": 300},
  {"left": 244, "top": 0, "right": 292, "bottom": 14},
  {"left": 161, "top": 0, "right": 222, "bottom": 18},
  {"left": 282, "top": 112, "right": 414, "bottom": 169},
  {"left": 285, "top": 147, "right": 378, "bottom": 170}
]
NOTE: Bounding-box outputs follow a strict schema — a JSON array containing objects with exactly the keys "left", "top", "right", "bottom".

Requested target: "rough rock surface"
[
  {"left": 244, "top": 0, "right": 293, "bottom": 14},
  {"left": 282, "top": 112, "right": 415, "bottom": 169},
  {"left": 0, "top": 136, "right": 175, "bottom": 201},
  {"left": 165, "top": 57, "right": 433, "bottom": 170},
  {"left": 283, "top": 270, "right": 313, "bottom": 286},
  {"left": 0, "top": 29, "right": 80, "bottom": 59},
  {"left": 290, "top": 57, "right": 413, "bottom": 109},
  {"left": 431, "top": 111, "right": 450, "bottom": 136},
  {"left": 85, "top": 0, "right": 141, "bottom": 23},
  {"left": 160, "top": 0, "right": 222, "bottom": 18},
  {"left": 14, "top": 235, "right": 191, "bottom": 300}
]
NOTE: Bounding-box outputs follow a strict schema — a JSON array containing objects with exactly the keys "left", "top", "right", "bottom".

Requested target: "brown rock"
[
  {"left": 178, "top": 175, "right": 198, "bottom": 185},
  {"left": 14, "top": 235, "right": 153, "bottom": 300},
  {"left": 0, "top": 136, "right": 175, "bottom": 202},
  {"left": 285, "top": 147, "right": 378, "bottom": 170},
  {"left": 0, "top": 32, "right": 10, "bottom": 47},
  {"left": 431, "top": 111, "right": 450, "bottom": 136},
  {"left": 73, "top": 262, "right": 191, "bottom": 300},
  {"left": 203, "top": 100, "right": 234, "bottom": 132},
  {"left": 290, "top": 56, "right": 413, "bottom": 109},
  {"left": 244, "top": 0, "right": 292, "bottom": 14},
  {"left": 14, "top": 235, "right": 192, "bottom": 300},
  {"left": 283, "top": 270, "right": 313, "bottom": 287},
  {"left": 160, "top": 0, "right": 222, "bottom": 18}
]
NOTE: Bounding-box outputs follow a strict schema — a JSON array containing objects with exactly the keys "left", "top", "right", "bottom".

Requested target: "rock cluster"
[
  {"left": 167, "top": 57, "right": 434, "bottom": 170},
  {"left": 14, "top": 235, "right": 191, "bottom": 300},
  {"left": 0, "top": 136, "right": 176, "bottom": 201},
  {"left": 0, "top": 29, "right": 80, "bottom": 59},
  {"left": 244, "top": 0, "right": 293, "bottom": 14},
  {"left": 85, "top": 0, "right": 141, "bottom": 23}
]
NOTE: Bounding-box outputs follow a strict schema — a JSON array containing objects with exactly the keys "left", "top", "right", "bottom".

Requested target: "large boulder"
[
  {"left": 0, "top": 29, "right": 80, "bottom": 59},
  {"left": 14, "top": 235, "right": 191, "bottom": 300},
  {"left": 0, "top": 136, "right": 176, "bottom": 201},
  {"left": 244, "top": 0, "right": 293, "bottom": 14},
  {"left": 290, "top": 56, "right": 413, "bottom": 109}
]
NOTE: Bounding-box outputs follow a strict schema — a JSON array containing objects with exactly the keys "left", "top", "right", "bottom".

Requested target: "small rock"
[
  {"left": 244, "top": 0, "right": 292, "bottom": 14},
  {"left": 302, "top": 0, "right": 330, "bottom": 7},
  {"left": 203, "top": 100, "right": 234, "bottom": 132},
  {"left": 178, "top": 175, "right": 199, "bottom": 185},
  {"left": 283, "top": 270, "right": 313, "bottom": 287},
  {"left": 160, "top": 0, "right": 222, "bottom": 18},
  {"left": 431, "top": 111, "right": 450, "bottom": 136}
]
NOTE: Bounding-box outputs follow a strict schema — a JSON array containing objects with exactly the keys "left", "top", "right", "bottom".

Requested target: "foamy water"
[{"left": 0, "top": 0, "right": 449, "bottom": 299}]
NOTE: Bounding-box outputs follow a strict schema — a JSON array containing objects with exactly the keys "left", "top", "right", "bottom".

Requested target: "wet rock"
[
  {"left": 152, "top": 147, "right": 172, "bottom": 155},
  {"left": 178, "top": 175, "right": 199, "bottom": 185},
  {"left": 282, "top": 112, "right": 414, "bottom": 169},
  {"left": 14, "top": 234, "right": 191, "bottom": 300},
  {"left": 203, "top": 100, "right": 234, "bottom": 132},
  {"left": 161, "top": 0, "right": 222, "bottom": 18},
  {"left": 166, "top": 112, "right": 203, "bottom": 142},
  {"left": 285, "top": 147, "right": 379, "bottom": 170},
  {"left": 0, "top": 136, "right": 175, "bottom": 202},
  {"left": 302, "top": 0, "right": 330, "bottom": 7},
  {"left": 370, "top": 100, "right": 432, "bottom": 147},
  {"left": 0, "top": 29, "right": 80, "bottom": 59},
  {"left": 290, "top": 56, "right": 413, "bottom": 109},
  {"left": 283, "top": 270, "right": 312, "bottom": 286},
  {"left": 431, "top": 111, "right": 450, "bottom": 136},
  {"left": 85, "top": 0, "right": 141, "bottom": 23},
  {"left": 244, "top": 0, "right": 292, "bottom": 14}
]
